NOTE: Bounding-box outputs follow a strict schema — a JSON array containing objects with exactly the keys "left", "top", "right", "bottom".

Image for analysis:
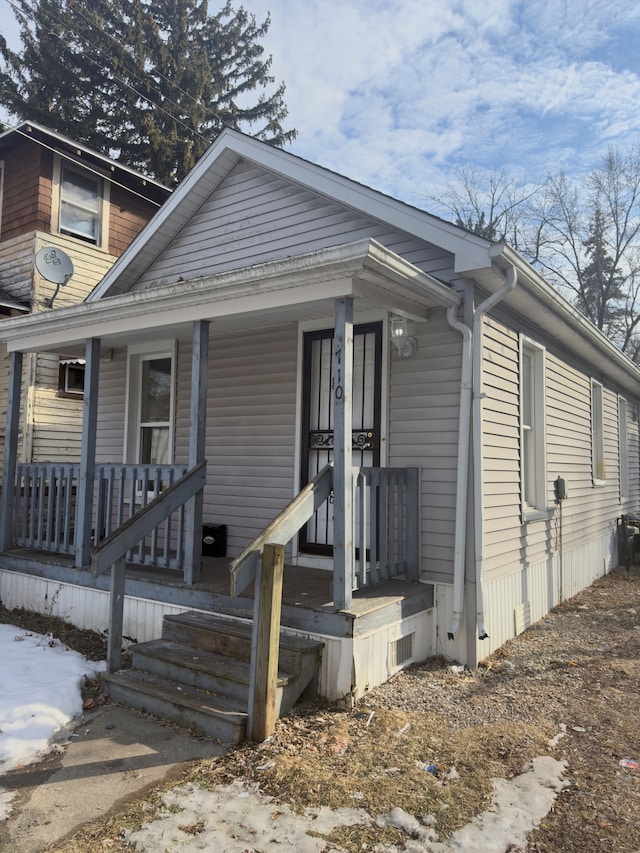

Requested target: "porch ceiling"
[{"left": 0, "top": 239, "right": 461, "bottom": 355}]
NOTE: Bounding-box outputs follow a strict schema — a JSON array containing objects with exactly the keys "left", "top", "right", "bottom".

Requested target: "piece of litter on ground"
[
  {"left": 619, "top": 758, "right": 638, "bottom": 770},
  {"left": 395, "top": 723, "right": 411, "bottom": 738}
]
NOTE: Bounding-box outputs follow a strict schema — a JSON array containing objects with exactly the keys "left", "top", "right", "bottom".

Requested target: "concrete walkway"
[{"left": 0, "top": 703, "right": 227, "bottom": 852}]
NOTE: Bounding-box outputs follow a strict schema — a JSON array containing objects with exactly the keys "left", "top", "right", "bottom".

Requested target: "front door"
[{"left": 300, "top": 322, "right": 382, "bottom": 555}]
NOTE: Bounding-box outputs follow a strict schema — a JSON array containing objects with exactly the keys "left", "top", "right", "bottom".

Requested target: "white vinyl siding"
[
  {"left": 619, "top": 396, "right": 629, "bottom": 502},
  {"left": 482, "top": 314, "right": 635, "bottom": 583},
  {"left": 591, "top": 379, "right": 605, "bottom": 485},
  {"left": 131, "top": 161, "right": 455, "bottom": 291},
  {"left": 388, "top": 314, "right": 461, "bottom": 583},
  {"left": 174, "top": 324, "right": 299, "bottom": 558},
  {"left": 95, "top": 349, "right": 128, "bottom": 463}
]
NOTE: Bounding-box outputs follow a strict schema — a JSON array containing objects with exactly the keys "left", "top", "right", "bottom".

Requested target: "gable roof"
[{"left": 89, "top": 127, "right": 494, "bottom": 301}]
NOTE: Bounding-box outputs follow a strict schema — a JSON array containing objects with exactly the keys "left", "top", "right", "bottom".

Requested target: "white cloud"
[{"left": 245, "top": 0, "right": 640, "bottom": 204}]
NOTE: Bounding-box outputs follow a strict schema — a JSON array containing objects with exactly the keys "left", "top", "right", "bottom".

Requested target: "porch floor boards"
[{"left": 0, "top": 548, "right": 434, "bottom": 636}]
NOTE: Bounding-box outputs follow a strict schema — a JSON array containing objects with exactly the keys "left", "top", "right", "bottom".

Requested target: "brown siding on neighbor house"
[
  {"left": 1, "top": 144, "right": 53, "bottom": 240},
  {"left": 107, "top": 184, "right": 159, "bottom": 257}
]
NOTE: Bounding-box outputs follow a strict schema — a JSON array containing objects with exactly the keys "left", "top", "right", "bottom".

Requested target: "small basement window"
[{"left": 58, "top": 358, "right": 85, "bottom": 399}]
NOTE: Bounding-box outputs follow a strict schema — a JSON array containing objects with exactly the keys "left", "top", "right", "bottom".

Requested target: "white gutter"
[
  {"left": 473, "top": 264, "right": 518, "bottom": 640},
  {"left": 446, "top": 305, "right": 473, "bottom": 641}
]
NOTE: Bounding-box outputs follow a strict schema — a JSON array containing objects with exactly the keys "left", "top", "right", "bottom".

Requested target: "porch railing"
[
  {"left": 232, "top": 464, "right": 420, "bottom": 602},
  {"left": 13, "top": 462, "right": 190, "bottom": 570},
  {"left": 354, "top": 466, "right": 420, "bottom": 588}
]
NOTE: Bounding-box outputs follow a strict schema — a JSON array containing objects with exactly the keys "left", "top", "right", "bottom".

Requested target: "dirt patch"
[
  {"left": 0, "top": 603, "right": 108, "bottom": 661},
  {"left": 4, "top": 568, "right": 640, "bottom": 852}
]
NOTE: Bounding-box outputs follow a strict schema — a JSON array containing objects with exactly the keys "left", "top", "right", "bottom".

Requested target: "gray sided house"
[{"left": 0, "top": 129, "right": 638, "bottom": 738}]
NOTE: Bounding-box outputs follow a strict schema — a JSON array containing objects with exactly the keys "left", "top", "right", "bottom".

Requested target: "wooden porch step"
[
  {"left": 162, "top": 611, "right": 324, "bottom": 674},
  {"left": 101, "top": 669, "right": 247, "bottom": 743},
  {"left": 102, "top": 610, "right": 324, "bottom": 743},
  {"left": 130, "top": 638, "right": 293, "bottom": 704}
]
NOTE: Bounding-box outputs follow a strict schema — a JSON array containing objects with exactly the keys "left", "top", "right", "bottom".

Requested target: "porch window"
[
  {"left": 139, "top": 357, "right": 172, "bottom": 465},
  {"left": 57, "top": 357, "right": 85, "bottom": 399},
  {"left": 520, "top": 338, "right": 547, "bottom": 517},
  {"left": 619, "top": 396, "right": 629, "bottom": 502},
  {"left": 591, "top": 379, "right": 605, "bottom": 485},
  {"left": 126, "top": 346, "right": 175, "bottom": 466},
  {"left": 59, "top": 163, "right": 103, "bottom": 245}
]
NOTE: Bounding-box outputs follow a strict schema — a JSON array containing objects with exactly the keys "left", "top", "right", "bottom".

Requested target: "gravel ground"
[{"left": 3, "top": 566, "right": 640, "bottom": 852}]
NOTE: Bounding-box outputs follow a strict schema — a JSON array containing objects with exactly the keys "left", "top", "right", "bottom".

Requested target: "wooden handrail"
[
  {"left": 92, "top": 460, "right": 207, "bottom": 577},
  {"left": 230, "top": 463, "right": 333, "bottom": 597}
]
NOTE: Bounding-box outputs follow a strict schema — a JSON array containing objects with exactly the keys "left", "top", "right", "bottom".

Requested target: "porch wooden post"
[
  {"left": 106, "top": 556, "right": 126, "bottom": 672},
  {"left": 75, "top": 338, "right": 100, "bottom": 567},
  {"left": 249, "top": 542, "right": 284, "bottom": 742},
  {"left": 333, "top": 297, "right": 354, "bottom": 610},
  {"left": 0, "top": 351, "right": 24, "bottom": 551},
  {"left": 184, "top": 320, "right": 209, "bottom": 584}
]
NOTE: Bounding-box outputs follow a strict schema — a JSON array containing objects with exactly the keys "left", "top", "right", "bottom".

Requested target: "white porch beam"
[
  {"left": 184, "top": 320, "right": 209, "bottom": 584},
  {"left": 332, "top": 297, "right": 354, "bottom": 610},
  {"left": 75, "top": 338, "right": 100, "bottom": 567}
]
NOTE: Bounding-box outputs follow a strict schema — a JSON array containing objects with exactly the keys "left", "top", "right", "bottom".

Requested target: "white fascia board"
[
  {"left": 0, "top": 238, "right": 459, "bottom": 353},
  {"left": 227, "top": 132, "right": 492, "bottom": 268},
  {"left": 491, "top": 242, "right": 640, "bottom": 393}
]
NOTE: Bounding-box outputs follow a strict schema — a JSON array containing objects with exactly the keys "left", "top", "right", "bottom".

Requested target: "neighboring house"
[
  {"left": 0, "top": 128, "right": 637, "bottom": 723},
  {"left": 0, "top": 121, "right": 170, "bottom": 473}
]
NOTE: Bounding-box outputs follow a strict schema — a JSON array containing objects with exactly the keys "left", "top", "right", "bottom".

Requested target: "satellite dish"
[{"left": 35, "top": 247, "right": 74, "bottom": 285}]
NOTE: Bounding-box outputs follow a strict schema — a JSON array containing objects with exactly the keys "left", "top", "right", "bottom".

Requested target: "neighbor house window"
[
  {"left": 520, "top": 338, "right": 547, "bottom": 517},
  {"left": 591, "top": 380, "right": 605, "bottom": 485},
  {"left": 126, "top": 345, "right": 175, "bottom": 466},
  {"left": 59, "top": 164, "right": 102, "bottom": 244},
  {"left": 618, "top": 395, "right": 628, "bottom": 501},
  {"left": 57, "top": 357, "right": 85, "bottom": 399}
]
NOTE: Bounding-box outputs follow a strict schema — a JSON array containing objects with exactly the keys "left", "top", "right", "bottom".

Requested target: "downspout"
[
  {"left": 473, "top": 264, "right": 518, "bottom": 639},
  {"left": 446, "top": 306, "right": 473, "bottom": 640}
]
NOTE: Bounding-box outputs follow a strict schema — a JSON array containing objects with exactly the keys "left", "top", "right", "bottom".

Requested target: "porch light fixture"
[{"left": 390, "top": 314, "right": 418, "bottom": 358}]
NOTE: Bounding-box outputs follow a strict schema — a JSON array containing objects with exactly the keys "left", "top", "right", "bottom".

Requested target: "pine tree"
[
  {"left": 0, "top": 0, "right": 296, "bottom": 184},
  {"left": 577, "top": 205, "right": 625, "bottom": 331}
]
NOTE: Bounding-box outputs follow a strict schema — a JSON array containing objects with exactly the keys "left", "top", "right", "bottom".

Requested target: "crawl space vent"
[{"left": 390, "top": 633, "right": 414, "bottom": 668}]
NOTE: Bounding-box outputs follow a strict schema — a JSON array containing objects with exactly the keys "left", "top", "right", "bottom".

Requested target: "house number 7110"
[{"left": 333, "top": 342, "right": 343, "bottom": 400}]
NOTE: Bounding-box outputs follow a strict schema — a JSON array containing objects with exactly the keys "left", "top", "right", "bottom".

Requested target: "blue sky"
[{"left": 3, "top": 0, "right": 640, "bottom": 209}]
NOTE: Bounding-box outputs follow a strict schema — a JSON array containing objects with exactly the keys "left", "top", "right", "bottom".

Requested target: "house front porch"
[{"left": 0, "top": 547, "right": 435, "bottom": 704}]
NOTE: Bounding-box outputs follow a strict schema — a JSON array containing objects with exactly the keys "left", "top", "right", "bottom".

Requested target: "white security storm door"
[{"left": 300, "top": 322, "right": 382, "bottom": 555}]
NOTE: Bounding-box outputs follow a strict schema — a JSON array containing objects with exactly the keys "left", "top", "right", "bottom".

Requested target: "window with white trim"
[
  {"left": 59, "top": 164, "right": 102, "bottom": 244},
  {"left": 520, "top": 338, "right": 547, "bottom": 516},
  {"left": 57, "top": 357, "right": 85, "bottom": 399},
  {"left": 618, "top": 395, "right": 628, "bottom": 501},
  {"left": 126, "top": 345, "right": 175, "bottom": 466},
  {"left": 591, "top": 380, "right": 605, "bottom": 485}
]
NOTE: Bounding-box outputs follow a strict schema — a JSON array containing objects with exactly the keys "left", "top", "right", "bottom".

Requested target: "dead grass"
[{"left": 4, "top": 567, "right": 640, "bottom": 852}]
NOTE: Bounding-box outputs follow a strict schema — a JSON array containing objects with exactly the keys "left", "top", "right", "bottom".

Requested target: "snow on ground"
[
  {"left": 125, "top": 757, "right": 569, "bottom": 853},
  {"left": 0, "top": 622, "right": 104, "bottom": 817},
  {"left": 0, "top": 622, "right": 568, "bottom": 850}
]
